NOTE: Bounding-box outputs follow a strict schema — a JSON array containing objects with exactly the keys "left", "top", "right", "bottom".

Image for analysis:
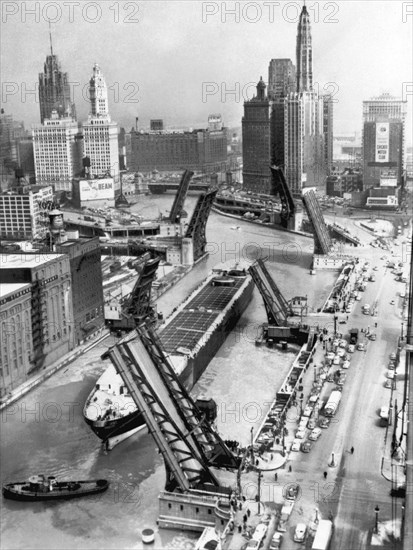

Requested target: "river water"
[{"left": 1, "top": 195, "right": 337, "bottom": 549}]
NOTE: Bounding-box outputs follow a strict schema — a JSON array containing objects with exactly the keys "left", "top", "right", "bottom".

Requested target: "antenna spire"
[{"left": 48, "top": 20, "right": 54, "bottom": 56}]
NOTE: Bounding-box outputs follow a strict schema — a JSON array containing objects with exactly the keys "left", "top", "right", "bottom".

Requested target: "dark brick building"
[{"left": 55, "top": 237, "right": 104, "bottom": 345}]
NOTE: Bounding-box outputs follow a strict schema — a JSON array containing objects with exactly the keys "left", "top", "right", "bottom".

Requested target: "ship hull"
[
  {"left": 3, "top": 480, "right": 109, "bottom": 501},
  {"left": 84, "top": 265, "right": 254, "bottom": 446}
]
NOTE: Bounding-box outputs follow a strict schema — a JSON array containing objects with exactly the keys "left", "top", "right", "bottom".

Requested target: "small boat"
[{"left": 3, "top": 474, "right": 109, "bottom": 501}]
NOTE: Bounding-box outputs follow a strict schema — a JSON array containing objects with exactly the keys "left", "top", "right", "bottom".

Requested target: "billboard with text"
[
  {"left": 79, "top": 178, "right": 114, "bottom": 201},
  {"left": 375, "top": 123, "right": 389, "bottom": 163}
]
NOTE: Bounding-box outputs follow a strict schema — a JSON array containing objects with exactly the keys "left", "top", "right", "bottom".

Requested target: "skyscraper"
[
  {"left": 296, "top": 3, "right": 313, "bottom": 93},
  {"left": 362, "top": 93, "right": 407, "bottom": 189},
  {"left": 268, "top": 59, "right": 296, "bottom": 100},
  {"left": 82, "top": 64, "right": 120, "bottom": 189},
  {"left": 242, "top": 78, "right": 273, "bottom": 194},
  {"left": 38, "top": 33, "right": 76, "bottom": 123},
  {"left": 32, "top": 111, "right": 82, "bottom": 192}
]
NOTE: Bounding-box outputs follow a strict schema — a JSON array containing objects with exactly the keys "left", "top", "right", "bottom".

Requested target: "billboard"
[
  {"left": 380, "top": 169, "right": 397, "bottom": 187},
  {"left": 79, "top": 178, "right": 114, "bottom": 201},
  {"left": 375, "top": 123, "right": 389, "bottom": 162}
]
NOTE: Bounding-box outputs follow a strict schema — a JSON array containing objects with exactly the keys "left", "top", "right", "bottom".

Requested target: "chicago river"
[{"left": 1, "top": 196, "right": 338, "bottom": 549}]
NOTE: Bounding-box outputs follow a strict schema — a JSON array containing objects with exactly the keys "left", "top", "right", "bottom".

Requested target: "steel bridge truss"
[
  {"left": 169, "top": 170, "right": 194, "bottom": 224},
  {"left": 248, "top": 259, "right": 292, "bottom": 326},
  {"left": 185, "top": 189, "right": 218, "bottom": 262},
  {"left": 105, "top": 325, "right": 238, "bottom": 493},
  {"left": 302, "top": 190, "right": 332, "bottom": 255},
  {"left": 123, "top": 257, "right": 161, "bottom": 325},
  {"left": 271, "top": 165, "right": 295, "bottom": 228}
]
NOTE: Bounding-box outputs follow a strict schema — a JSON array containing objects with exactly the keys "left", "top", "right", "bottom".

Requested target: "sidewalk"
[{"left": 0, "top": 328, "right": 111, "bottom": 411}]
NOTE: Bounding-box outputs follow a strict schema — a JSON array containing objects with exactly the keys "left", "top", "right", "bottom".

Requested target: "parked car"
[
  {"left": 384, "top": 379, "right": 393, "bottom": 389},
  {"left": 337, "top": 348, "right": 346, "bottom": 357},
  {"left": 339, "top": 339, "right": 347, "bottom": 348},
  {"left": 319, "top": 418, "right": 330, "bottom": 429},
  {"left": 309, "top": 428, "right": 322, "bottom": 441},
  {"left": 333, "top": 339, "right": 340, "bottom": 347},
  {"left": 291, "top": 439, "right": 301, "bottom": 452},
  {"left": 333, "top": 355, "right": 341, "bottom": 365},
  {"left": 307, "top": 418, "right": 316, "bottom": 429},
  {"left": 269, "top": 533, "right": 283, "bottom": 550},
  {"left": 357, "top": 342, "right": 366, "bottom": 351},
  {"left": 337, "top": 375, "right": 347, "bottom": 386},
  {"left": 342, "top": 360, "right": 351, "bottom": 369},
  {"left": 348, "top": 344, "right": 355, "bottom": 353},
  {"left": 301, "top": 441, "right": 312, "bottom": 453},
  {"left": 326, "top": 352, "right": 335, "bottom": 360},
  {"left": 303, "top": 405, "right": 313, "bottom": 417},
  {"left": 293, "top": 523, "right": 307, "bottom": 543},
  {"left": 390, "top": 352, "right": 397, "bottom": 360},
  {"left": 387, "top": 370, "right": 395, "bottom": 379},
  {"left": 388, "top": 362, "right": 395, "bottom": 370}
]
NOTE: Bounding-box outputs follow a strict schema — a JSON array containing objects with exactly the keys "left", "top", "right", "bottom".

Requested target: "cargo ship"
[{"left": 83, "top": 260, "right": 254, "bottom": 449}]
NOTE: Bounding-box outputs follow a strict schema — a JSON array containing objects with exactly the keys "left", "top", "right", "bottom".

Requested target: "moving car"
[
  {"left": 307, "top": 418, "right": 316, "bottom": 429},
  {"left": 293, "top": 523, "right": 307, "bottom": 543},
  {"left": 319, "top": 418, "right": 330, "bottom": 429},
  {"left": 303, "top": 405, "right": 313, "bottom": 417},
  {"left": 301, "top": 441, "right": 312, "bottom": 453},
  {"left": 390, "top": 300, "right": 395, "bottom": 305},
  {"left": 339, "top": 339, "right": 347, "bottom": 348},
  {"left": 369, "top": 333, "right": 377, "bottom": 341},
  {"left": 348, "top": 344, "right": 355, "bottom": 353},
  {"left": 333, "top": 356, "right": 341, "bottom": 365},
  {"left": 337, "top": 348, "right": 346, "bottom": 357},
  {"left": 309, "top": 428, "right": 322, "bottom": 441},
  {"left": 326, "top": 352, "right": 335, "bottom": 361},
  {"left": 342, "top": 360, "right": 350, "bottom": 369},
  {"left": 357, "top": 342, "right": 366, "bottom": 351}
]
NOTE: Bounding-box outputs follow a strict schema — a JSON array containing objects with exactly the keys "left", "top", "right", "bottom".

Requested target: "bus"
[
  {"left": 324, "top": 391, "right": 342, "bottom": 417},
  {"left": 312, "top": 520, "right": 333, "bottom": 550}
]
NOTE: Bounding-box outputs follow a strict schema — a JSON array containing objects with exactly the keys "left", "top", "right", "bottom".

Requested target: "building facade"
[
  {"left": 32, "top": 112, "right": 83, "bottom": 191},
  {"left": 38, "top": 51, "right": 76, "bottom": 124},
  {"left": 268, "top": 58, "right": 296, "bottom": 100},
  {"left": 55, "top": 238, "right": 104, "bottom": 345},
  {"left": 242, "top": 78, "right": 272, "bottom": 194},
  {"left": 0, "top": 254, "right": 74, "bottom": 370},
  {"left": 362, "top": 94, "right": 407, "bottom": 189},
  {"left": 0, "top": 283, "right": 33, "bottom": 398},
  {"left": 0, "top": 184, "right": 54, "bottom": 240},
  {"left": 128, "top": 120, "right": 228, "bottom": 173},
  {"left": 82, "top": 64, "right": 120, "bottom": 189}
]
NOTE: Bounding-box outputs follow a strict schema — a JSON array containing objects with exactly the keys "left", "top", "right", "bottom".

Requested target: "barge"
[{"left": 84, "top": 261, "right": 254, "bottom": 449}]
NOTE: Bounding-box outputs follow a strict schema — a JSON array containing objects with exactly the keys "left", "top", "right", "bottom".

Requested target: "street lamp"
[
  {"left": 250, "top": 427, "right": 254, "bottom": 464},
  {"left": 374, "top": 505, "right": 380, "bottom": 534}
]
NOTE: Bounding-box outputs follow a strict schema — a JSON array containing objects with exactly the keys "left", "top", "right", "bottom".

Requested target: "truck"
[
  {"left": 312, "top": 519, "right": 333, "bottom": 550},
  {"left": 324, "top": 390, "right": 342, "bottom": 417},
  {"left": 349, "top": 328, "right": 359, "bottom": 344}
]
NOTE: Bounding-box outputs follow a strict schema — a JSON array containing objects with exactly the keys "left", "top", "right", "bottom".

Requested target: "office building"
[
  {"left": 268, "top": 59, "right": 296, "bottom": 100},
  {"left": 242, "top": 78, "right": 272, "bottom": 193},
  {"left": 0, "top": 254, "right": 74, "bottom": 370},
  {"left": 0, "top": 283, "right": 33, "bottom": 398},
  {"left": 82, "top": 64, "right": 120, "bottom": 190},
  {"left": 55, "top": 237, "right": 104, "bottom": 345},
  {"left": 32, "top": 112, "right": 83, "bottom": 192},
  {"left": 129, "top": 116, "right": 228, "bottom": 173},
  {"left": 362, "top": 93, "right": 407, "bottom": 189},
  {"left": 0, "top": 184, "right": 54, "bottom": 240},
  {"left": 38, "top": 43, "right": 76, "bottom": 123}
]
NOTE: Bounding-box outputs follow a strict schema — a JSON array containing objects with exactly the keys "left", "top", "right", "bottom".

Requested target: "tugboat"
[{"left": 3, "top": 474, "right": 109, "bottom": 501}]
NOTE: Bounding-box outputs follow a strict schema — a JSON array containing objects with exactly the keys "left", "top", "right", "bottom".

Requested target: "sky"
[{"left": 1, "top": 0, "right": 412, "bottom": 141}]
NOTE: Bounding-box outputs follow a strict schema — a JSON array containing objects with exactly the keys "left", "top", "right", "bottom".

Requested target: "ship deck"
[{"left": 159, "top": 277, "right": 247, "bottom": 354}]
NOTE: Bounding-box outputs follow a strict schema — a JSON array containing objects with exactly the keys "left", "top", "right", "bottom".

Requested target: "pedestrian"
[
  {"left": 288, "top": 465, "right": 292, "bottom": 473},
  {"left": 346, "top": 315, "right": 349, "bottom": 320},
  {"left": 247, "top": 509, "right": 251, "bottom": 518},
  {"left": 323, "top": 471, "right": 328, "bottom": 479},
  {"left": 243, "top": 513, "right": 247, "bottom": 524},
  {"left": 239, "top": 502, "right": 242, "bottom": 511},
  {"left": 351, "top": 446, "right": 354, "bottom": 454},
  {"left": 274, "top": 472, "right": 278, "bottom": 482}
]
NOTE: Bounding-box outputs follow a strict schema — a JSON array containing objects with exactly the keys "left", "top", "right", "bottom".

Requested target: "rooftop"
[
  {"left": 1, "top": 253, "right": 66, "bottom": 269},
  {"left": 0, "top": 282, "right": 31, "bottom": 299}
]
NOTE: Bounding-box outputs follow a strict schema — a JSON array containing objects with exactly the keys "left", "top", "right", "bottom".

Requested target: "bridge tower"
[{"left": 185, "top": 188, "right": 218, "bottom": 262}]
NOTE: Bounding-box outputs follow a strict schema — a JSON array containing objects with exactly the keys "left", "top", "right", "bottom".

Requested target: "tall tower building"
[
  {"left": 362, "top": 93, "right": 407, "bottom": 189},
  {"left": 82, "top": 64, "right": 120, "bottom": 189},
  {"left": 38, "top": 32, "right": 76, "bottom": 123},
  {"left": 32, "top": 111, "right": 82, "bottom": 192},
  {"left": 242, "top": 78, "right": 273, "bottom": 194},
  {"left": 268, "top": 59, "right": 296, "bottom": 168},
  {"left": 296, "top": 3, "right": 313, "bottom": 93}
]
